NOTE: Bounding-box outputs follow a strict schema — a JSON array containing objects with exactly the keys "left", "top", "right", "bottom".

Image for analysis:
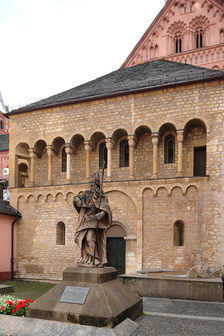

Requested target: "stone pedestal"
[{"left": 27, "top": 267, "right": 142, "bottom": 328}]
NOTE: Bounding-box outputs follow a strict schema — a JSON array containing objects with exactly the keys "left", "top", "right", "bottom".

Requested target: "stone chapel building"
[{"left": 6, "top": 0, "right": 224, "bottom": 281}]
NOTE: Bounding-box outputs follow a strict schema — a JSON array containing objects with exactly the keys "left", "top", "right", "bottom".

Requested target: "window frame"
[
  {"left": 119, "top": 139, "right": 129, "bottom": 167},
  {"left": 164, "top": 134, "right": 175, "bottom": 164},
  {"left": 61, "top": 147, "right": 67, "bottom": 172},
  {"left": 56, "top": 222, "right": 66, "bottom": 245},
  {"left": 99, "top": 141, "right": 107, "bottom": 169},
  {"left": 174, "top": 221, "right": 184, "bottom": 247}
]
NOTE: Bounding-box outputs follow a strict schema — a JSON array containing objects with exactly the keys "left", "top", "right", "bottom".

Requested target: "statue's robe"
[{"left": 74, "top": 189, "right": 112, "bottom": 265}]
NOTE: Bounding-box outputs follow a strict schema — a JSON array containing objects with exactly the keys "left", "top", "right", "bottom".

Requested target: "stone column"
[
  {"left": 106, "top": 138, "right": 113, "bottom": 179},
  {"left": 46, "top": 145, "right": 53, "bottom": 185},
  {"left": 128, "top": 135, "right": 136, "bottom": 179},
  {"left": 65, "top": 145, "right": 72, "bottom": 183},
  {"left": 14, "top": 155, "right": 19, "bottom": 188},
  {"left": 29, "top": 148, "right": 36, "bottom": 186},
  {"left": 152, "top": 133, "right": 159, "bottom": 178},
  {"left": 84, "top": 140, "right": 91, "bottom": 180},
  {"left": 176, "top": 130, "right": 184, "bottom": 177}
]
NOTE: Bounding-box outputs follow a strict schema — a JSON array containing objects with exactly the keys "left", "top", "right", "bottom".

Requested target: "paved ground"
[
  {"left": 1, "top": 297, "right": 224, "bottom": 335},
  {"left": 132, "top": 297, "right": 224, "bottom": 336}
]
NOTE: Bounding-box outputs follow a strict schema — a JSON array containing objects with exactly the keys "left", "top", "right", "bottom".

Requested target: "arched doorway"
[{"left": 106, "top": 224, "right": 126, "bottom": 275}]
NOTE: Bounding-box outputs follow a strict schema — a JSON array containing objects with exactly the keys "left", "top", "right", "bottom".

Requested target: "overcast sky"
[{"left": 0, "top": 0, "right": 165, "bottom": 110}]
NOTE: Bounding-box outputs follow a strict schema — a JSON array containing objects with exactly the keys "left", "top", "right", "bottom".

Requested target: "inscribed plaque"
[{"left": 59, "top": 286, "right": 90, "bottom": 304}]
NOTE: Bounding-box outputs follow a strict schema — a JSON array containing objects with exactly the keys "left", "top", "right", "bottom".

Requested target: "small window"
[
  {"left": 61, "top": 147, "right": 67, "bottom": 172},
  {"left": 18, "top": 163, "right": 28, "bottom": 188},
  {"left": 184, "top": 7, "right": 186, "bottom": 13},
  {"left": 99, "top": 142, "right": 107, "bottom": 169},
  {"left": 175, "top": 37, "right": 182, "bottom": 53},
  {"left": 174, "top": 221, "right": 184, "bottom": 246},
  {"left": 196, "top": 30, "right": 203, "bottom": 49},
  {"left": 119, "top": 139, "right": 129, "bottom": 167},
  {"left": 164, "top": 135, "right": 175, "bottom": 164},
  {"left": 56, "top": 222, "right": 65, "bottom": 245},
  {"left": 0, "top": 120, "right": 3, "bottom": 129}
]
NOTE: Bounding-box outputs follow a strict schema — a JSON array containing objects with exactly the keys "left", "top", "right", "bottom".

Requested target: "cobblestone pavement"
[{"left": 131, "top": 297, "right": 224, "bottom": 336}]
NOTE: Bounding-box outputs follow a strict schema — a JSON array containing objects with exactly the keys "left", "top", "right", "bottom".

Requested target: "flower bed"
[{"left": 0, "top": 294, "right": 34, "bottom": 316}]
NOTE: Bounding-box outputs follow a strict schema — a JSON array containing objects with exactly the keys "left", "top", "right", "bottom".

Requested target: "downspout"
[{"left": 11, "top": 217, "right": 18, "bottom": 281}]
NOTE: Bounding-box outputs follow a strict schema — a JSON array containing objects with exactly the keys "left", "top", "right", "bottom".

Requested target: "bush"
[{"left": 0, "top": 294, "right": 34, "bottom": 317}]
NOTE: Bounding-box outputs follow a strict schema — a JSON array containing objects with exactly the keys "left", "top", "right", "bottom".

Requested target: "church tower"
[{"left": 121, "top": 0, "right": 224, "bottom": 70}]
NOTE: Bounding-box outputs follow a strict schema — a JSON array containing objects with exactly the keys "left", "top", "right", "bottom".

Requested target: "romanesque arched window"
[
  {"left": 174, "top": 221, "right": 184, "bottom": 246},
  {"left": 175, "top": 36, "right": 182, "bottom": 53},
  {"left": 164, "top": 135, "right": 175, "bottom": 163},
  {"left": 56, "top": 222, "right": 65, "bottom": 245},
  {"left": 196, "top": 29, "right": 203, "bottom": 48},
  {"left": 99, "top": 142, "right": 107, "bottom": 169},
  {"left": 119, "top": 139, "right": 129, "bottom": 167},
  {"left": 18, "top": 163, "right": 28, "bottom": 188},
  {"left": 61, "top": 147, "right": 67, "bottom": 172}
]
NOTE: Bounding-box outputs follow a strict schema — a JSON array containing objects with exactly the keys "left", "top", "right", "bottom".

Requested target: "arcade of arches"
[{"left": 14, "top": 119, "right": 207, "bottom": 188}]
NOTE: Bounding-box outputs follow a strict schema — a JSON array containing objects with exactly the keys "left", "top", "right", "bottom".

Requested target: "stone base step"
[{"left": 0, "top": 284, "right": 14, "bottom": 295}]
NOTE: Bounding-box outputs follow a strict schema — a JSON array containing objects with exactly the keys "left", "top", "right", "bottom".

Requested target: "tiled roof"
[
  {"left": 0, "top": 200, "right": 21, "bottom": 218},
  {"left": 9, "top": 60, "right": 224, "bottom": 115}
]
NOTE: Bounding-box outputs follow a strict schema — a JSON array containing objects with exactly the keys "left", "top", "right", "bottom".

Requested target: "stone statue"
[{"left": 73, "top": 172, "right": 112, "bottom": 267}]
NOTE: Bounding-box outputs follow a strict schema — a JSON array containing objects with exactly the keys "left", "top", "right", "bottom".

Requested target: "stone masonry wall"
[{"left": 8, "top": 79, "right": 224, "bottom": 279}]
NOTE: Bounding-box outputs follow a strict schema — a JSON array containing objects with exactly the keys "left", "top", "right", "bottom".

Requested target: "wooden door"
[
  {"left": 194, "top": 146, "right": 206, "bottom": 176},
  {"left": 106, "top": 238, "right": 126, "bottom": 275}
]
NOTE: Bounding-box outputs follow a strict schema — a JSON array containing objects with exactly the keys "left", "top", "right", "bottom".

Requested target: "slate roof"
[
  {"left": 0, "top": 133, "right": 9, "bottom": 152},
  {"left": 0, "top": 200, "right": 21, "bottom": 218},
  {"left": 9, "top": 60, "right": 224, "bottom": 115}
]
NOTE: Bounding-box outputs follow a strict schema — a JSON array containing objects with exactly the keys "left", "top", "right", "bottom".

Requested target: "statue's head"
[{"left": 90, "top": 172, "right": 100, "bottom": 188}]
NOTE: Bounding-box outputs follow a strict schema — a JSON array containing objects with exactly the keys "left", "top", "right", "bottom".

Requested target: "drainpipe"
[{"left": 11, "top": 217, "right": 18, "bottom": 281}]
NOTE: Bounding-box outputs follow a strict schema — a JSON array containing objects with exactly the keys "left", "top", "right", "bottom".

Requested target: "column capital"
[
  {"left": 151, "top": 133, "right": 159, "bottom": 146},
  {"left": 84, "top": 140, "right": 91, "bottom": 152},
  {"left": 128, "top": 135, "right": 136, "bottom": 148},
  {"left": 106, "top": 138, "right": 114, "bottom": 150},
  {"left": 65, "top": 145, "right": 72, "bottom": 155},
  {"left": 177, "top": 129, "right": 184, "bottom": 142},
  {"left": 46, "top": 145, "right": 53, "bottom": 156},
  {"left": 29, "top": 148, "right": 37, "bottom": 159}
]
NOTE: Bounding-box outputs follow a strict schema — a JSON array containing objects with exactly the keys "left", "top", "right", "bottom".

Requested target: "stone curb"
[{"left": 0, "top": 315, "right": 138, "bottom": 336}]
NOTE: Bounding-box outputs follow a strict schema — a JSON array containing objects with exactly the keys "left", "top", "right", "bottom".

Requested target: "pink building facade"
[
  {"left": 0, "top": 201, "right": 21, "bottom": 281},
  {"left": 122, "top": 0, "right": 224, "bottom": 70},
  {"left": 0, "top": 95, "right": 9, "bottom": 194}
]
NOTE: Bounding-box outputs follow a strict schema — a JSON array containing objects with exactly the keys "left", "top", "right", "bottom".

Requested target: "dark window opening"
[
  {"left": 99, "top": 142, "right": 107, "bottom": 169},
  {"left": 196, "top": 30, "right": 203, "bottom": 49},
  {"left": 0, "top": 120, "right": 3, "bottom": 129},
  {"left": 56, "top": 222, "right": 65, "bottom": 245},
  {"left": 119, "top": 139, "right": 129, "bottom": 167},
  {"left": 164, "top": 135, "right": 175, "bottom": 163},
  {"left": 174, "top": 221, "right": 184, "bottom": 246},
  {"left": 18, "top": 163, "right": 28, "bottom": 188},
  {"left": 194, "top": 146, "right": 206, "bottom": 176},
  {"left": 175, "top": 37, "right": 182, "bottom": 53},
  {"left": 61, "top": 147, "right": 67, "bottom": 172}
]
